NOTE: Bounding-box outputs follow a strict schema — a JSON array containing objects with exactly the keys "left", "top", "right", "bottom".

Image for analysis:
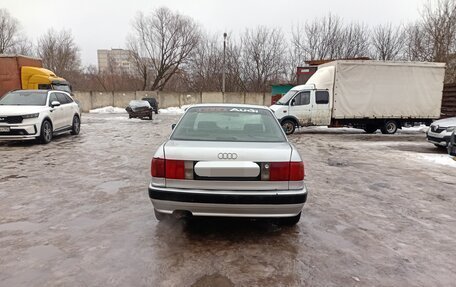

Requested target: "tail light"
[
  {"left": 268, "top": 161, "right": 304, "bottom": 181},
  {"left": 151, "top": 158, "right": 186, "bottom": 179}
]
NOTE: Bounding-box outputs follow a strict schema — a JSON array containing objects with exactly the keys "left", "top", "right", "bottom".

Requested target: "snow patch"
[
  {"left": 420, "top": 154, "right": 456, "bottom": 167},
  {"left": 89, "top": 106, "right": 126, "bottom": 114},
  {"left": 158, "top": 105, "right": 192, "bottom": 115}
]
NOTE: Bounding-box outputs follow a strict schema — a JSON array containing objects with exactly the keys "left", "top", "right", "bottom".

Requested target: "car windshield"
[
  {"left": 276, "top": 90, "right": 298, "bottom": 105},
  {"left": 0, "top": 91, "right": 48, "bottom": 106},
  {"left": 171, "top": 106, "right": 287, "bottom": 142}
]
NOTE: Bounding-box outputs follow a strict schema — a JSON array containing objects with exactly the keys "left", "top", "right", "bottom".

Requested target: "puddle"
[
  {"left": 191, "top": 273, "right": 234, "bottom": 287},
  {"left": 26, "top": 245, "right": 63, "bottom": 261},
  {"left": 97, "top": 180, "right": 129, "bottom": 194},
  {"left": 0, "top": 221, "right": 40, "bottom": 232}
]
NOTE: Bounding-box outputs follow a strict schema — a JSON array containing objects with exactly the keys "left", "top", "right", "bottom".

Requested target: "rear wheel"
[
  {"left": 70, "top": 115, "right": 80, "bottom": 135},
  {"left": 39, "top": 120, "right": 53, "bottom": 144},
  {"left": 281, "top": 119, "right": 296, "bottom": 135},
  {"left": 380, "top": 120, "right": 398, "bottom": 134},
  {"left": 149, "top": 111, "right": 153, "bottom": 120},
  {"left": 279, "top": 212, "right": 301, "bottom": 226}
]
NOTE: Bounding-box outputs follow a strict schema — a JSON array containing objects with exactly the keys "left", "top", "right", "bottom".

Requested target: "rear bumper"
[{"left": 148, "top": 183, "right": 307, "bottom": 217}]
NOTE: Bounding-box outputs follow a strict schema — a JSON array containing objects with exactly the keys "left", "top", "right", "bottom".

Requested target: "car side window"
[
  {"left": 316, "top": 91, "right": 329, "bottom": 104},
  {"left": 64, "top": 94, "right": 74, "bottom": 103},
  {"left": 48, "top": 93, "right": 58, "bottom": 106},
  {"left": 56, "top": 93, "right": 69, "bottom": 104},
  {"left": 293, "top": 92, "right": 310, "bottom": 106}
]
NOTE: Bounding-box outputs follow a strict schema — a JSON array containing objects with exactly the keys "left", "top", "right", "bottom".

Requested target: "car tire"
[
  {"left": 70, "top": 115, "right": 81, "bottom": 135},
  {"left": 279, "top": 212, "right": 301, "bottom": 226},
  {"left": 380, "top": 120, "right": 398, "bottom": 134},
  {"left": 149, "top": 111, "right": 153, "bottom": 120},
  {"left": 364, "top": 125, "right": 378, "bottom": 134},
  {"left": 281, "top": 119, "right": 296, "bottom": 135},
  {"left": 39, "top": 120, "right": 53, "bottom": 144}
]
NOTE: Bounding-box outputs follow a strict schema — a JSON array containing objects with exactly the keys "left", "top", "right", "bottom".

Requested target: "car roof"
[
  {"left": 189, "top": 103, "right": 269, "bottom": 110},
  {"left": 11, "top": 89, "right": 48, "bottom": 94}
]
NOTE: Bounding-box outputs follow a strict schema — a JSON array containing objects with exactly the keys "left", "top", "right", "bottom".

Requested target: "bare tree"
[
  {"left": 371, "top": 23, "right": 405, "bottom": 60},
  {"left": 36, "top": 29, "right": 80, "bottom": 77},
  {"left": 186, "top": 33, "right": 223, "bottom": 92},
  {"left": 128, "top": 7, "right": 200, "bottom": 91},
  {"left": 0, "top": 9, "right": 33, "bottom": 55},
  {"left": 241, "top": 26, "right": 286, "bottom": 92},
  {"left": 338, "top": 22, "right": 370, "bottom": 58}
]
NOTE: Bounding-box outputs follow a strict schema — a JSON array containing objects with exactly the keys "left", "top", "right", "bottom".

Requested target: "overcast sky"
[{"left": 3, "top": 0, "right": 427, "bottom": 66}]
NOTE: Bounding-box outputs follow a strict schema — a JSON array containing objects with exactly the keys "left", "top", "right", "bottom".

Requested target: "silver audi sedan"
[{"left": 148, "top": 104, "right": 307, "bottom": 225}]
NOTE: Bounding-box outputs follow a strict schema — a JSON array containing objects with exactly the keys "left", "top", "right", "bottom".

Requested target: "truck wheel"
[
  {"left": 364, "top": 125, "right": 378, "bottom": 134},
  {"left": 282, "top": 119, "right": 296, "bottom": 135},
  {"left": 70, "top": 115, "right": 80, "bottom": 135},
  {"left": 39, "top": 120, "right": 53, "bottom": 144},
  {"left": 381, "top": 120, "right": 398, "bottom": 134}
]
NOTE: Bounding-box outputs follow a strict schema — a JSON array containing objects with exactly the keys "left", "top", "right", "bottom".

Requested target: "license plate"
[{"left": 0, "top": 127, "right": 10, "bottom": 132}]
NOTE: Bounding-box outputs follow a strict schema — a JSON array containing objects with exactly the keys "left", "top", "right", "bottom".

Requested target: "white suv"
[
  {"left": 0, "top": 90, "right": 81, "bottom": 144},
  {"left": 426, "top": 117, "right": 456, "bottom": 148}
]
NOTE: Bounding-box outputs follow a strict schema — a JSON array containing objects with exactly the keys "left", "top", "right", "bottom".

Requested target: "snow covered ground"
[{"left": 420, "top": 153, "right": 456, "bottom": 167}]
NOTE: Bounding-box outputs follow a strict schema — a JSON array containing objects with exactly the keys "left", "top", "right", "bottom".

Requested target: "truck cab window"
[
  {"left": 316, "top": 91, "right": 329, "bottom": 104},
  {"left": 292, "top": 92, "right": 310, "bottom": 106},
  {"left": 38, "top": 84, "right": 52, "bottom": 90}
]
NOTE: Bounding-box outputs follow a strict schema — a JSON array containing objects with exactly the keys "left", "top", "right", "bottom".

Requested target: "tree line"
[{"left": 1, "top": 0, "right": 455, "bottom": 93}]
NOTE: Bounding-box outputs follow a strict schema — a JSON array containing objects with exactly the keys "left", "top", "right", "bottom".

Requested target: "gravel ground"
[{"left": 0, "top": 113, "right": 455, "bottom": 287}]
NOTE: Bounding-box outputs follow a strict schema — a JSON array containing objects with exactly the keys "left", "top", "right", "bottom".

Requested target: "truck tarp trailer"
[{"left": 271, "top": 60, "right": 446, "bottom": 135}]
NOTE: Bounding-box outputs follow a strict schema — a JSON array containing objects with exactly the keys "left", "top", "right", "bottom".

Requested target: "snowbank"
[
  {"left": 89, "top": 106, "right": 126, "bottom": 114},
  {"left": 420, "top": 154, "right": 456, "bottom": 167},
  {"left": 158, "top": 105, "right": 192, "bottom": 115}
]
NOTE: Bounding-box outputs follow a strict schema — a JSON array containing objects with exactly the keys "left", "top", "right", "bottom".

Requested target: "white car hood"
[
  {"left": 431, "top": 117, "right": 456, "bottom": 128},
  {"left": 0, "top": 105, "right": 48, "bottom": 116}
]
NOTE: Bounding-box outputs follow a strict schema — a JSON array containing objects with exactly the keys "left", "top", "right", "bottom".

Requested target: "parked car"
[
  {"left": 141, "top": 97, "right": 159, "bottom": 114},
  {"left": 148, "top": 104, "right": 307, "bottom": 225},
  {"left": 126, "top": 100, "right": 153, "bottom": 120},
  {"left": 426, "top": 117, "right": 456, "bottom": 148},
  {"left": 0, "top": 90, "right": 81, "bottom": 144},
  {"left": 448, "top": 130, "right": 456, "bottom": 156}
]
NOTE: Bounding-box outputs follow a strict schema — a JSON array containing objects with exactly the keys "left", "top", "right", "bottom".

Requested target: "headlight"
[
  {"left": 22, "top": 113, "right": 39, "bottom": 119},
  {"left": 446, "top": 127, "right": 456, "bottom": 132}
]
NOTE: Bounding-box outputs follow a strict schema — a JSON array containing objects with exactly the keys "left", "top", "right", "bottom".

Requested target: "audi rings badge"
[{"left": 218, "top": 152, "right": 238, "bottom": 160}]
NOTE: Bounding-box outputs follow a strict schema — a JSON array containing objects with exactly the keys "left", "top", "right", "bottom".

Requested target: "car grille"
[
  {"left": 0, "top": 116, "right": 23, "bottom": 124},
  {"left": 427, "top": 135, "right": 446, "bottom": 143},
  {"left": 0, "top": 129, "right": 30, "bottom": 136},
  {"left": 430, "top": 126, "right": 445, "bottom": 133}
]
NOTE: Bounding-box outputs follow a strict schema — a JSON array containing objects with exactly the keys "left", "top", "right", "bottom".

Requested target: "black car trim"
[{"left": 148, "top": 187, "right": 307, "bottom": 205}]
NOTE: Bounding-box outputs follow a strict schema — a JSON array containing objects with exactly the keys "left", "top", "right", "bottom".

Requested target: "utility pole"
[{"left": 222, "top": 32, "right": 227, "bottom": 94}]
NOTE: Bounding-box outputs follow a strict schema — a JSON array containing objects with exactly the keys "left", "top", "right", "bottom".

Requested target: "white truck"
[{"left": 271, "top": 60, "right": 446, "bottom": 134}]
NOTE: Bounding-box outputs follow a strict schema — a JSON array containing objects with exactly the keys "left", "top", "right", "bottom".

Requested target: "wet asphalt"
[{"left": 0, "top": 113, "right": 455, "bottom": 287}]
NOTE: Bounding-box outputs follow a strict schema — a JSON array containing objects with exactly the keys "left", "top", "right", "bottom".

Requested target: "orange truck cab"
[{"left": 0, "top": 55, "right": 72, "bottom": 97}]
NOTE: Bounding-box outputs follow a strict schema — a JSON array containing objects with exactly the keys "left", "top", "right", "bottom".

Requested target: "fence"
[
  {"left": 72, "top": 91, "right": 271, "bottom": 112},
  {"left": 442, "top": 84, "right": 456, "bottom": 118}
]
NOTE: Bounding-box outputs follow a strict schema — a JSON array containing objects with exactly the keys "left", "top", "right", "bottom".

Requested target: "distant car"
[
  {"left": 448, "top": 130, "right": 456, "bottom": 156},
  {"left": 126, "top": 100, "right": 153, "bottom": 120},
  {"left": 148, "top": 104, "right": 307, "bottom": 225},
  {"left": 141, "top": 97, "right": 159, "bottom": 114},
  {"left": 0, "top": 90, "right": 81, "bottom": 144},
  {"left": 426, "top": 117, "right": 456, "bottom": 148}
]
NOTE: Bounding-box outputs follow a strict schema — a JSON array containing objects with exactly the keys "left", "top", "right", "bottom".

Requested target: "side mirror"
[
  {"left": 171, "top": 124, "right": 176, "bottom": 130},
  {"left": 290, "top": 99, "right": 296, "bottom": 106},
  {"left": 51, "top": 101, "right": 61, "bottom": 107}
]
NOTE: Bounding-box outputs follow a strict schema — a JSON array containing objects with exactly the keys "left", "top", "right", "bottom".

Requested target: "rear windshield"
[
  {"left": 0, "top": 91, "right": 48, "bottom": 106},
  {"left": 171, "top": 106, "right": 287, "bottom": 142}
]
